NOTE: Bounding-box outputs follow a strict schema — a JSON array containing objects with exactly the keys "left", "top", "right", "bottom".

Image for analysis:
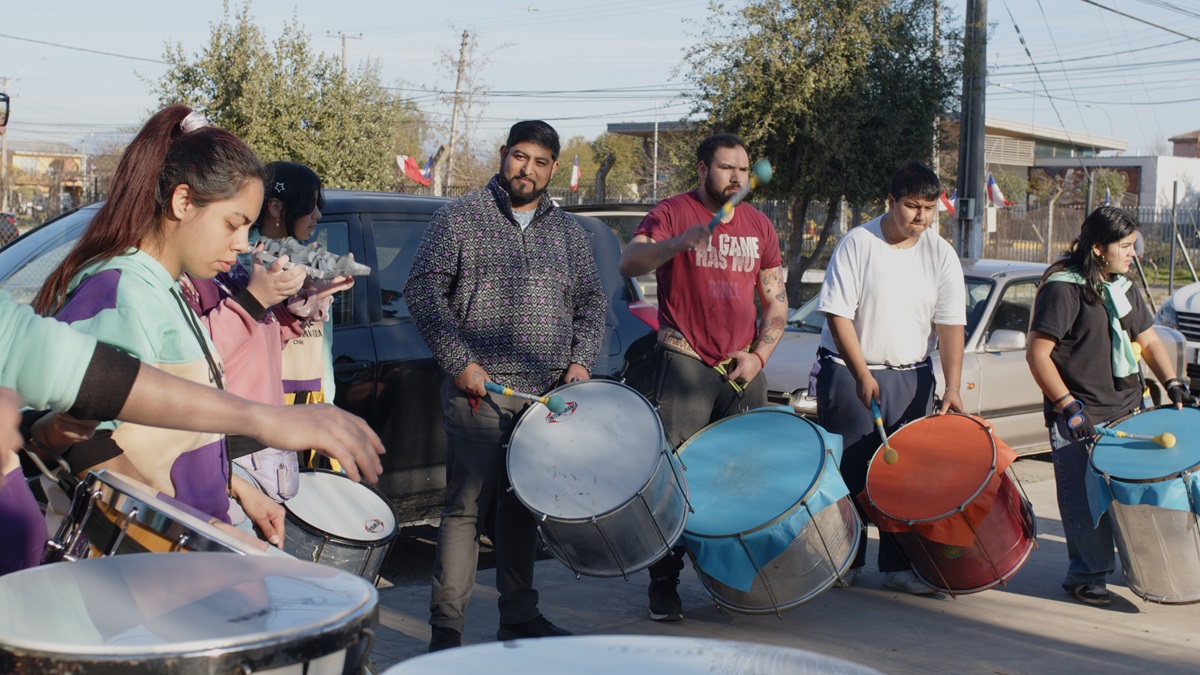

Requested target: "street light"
[{"left": 1083, "top": 104, "right": 1115, "bottom": 139}]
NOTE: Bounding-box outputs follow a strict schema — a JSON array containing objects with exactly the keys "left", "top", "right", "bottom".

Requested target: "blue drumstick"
[
  {"left": 1095, "top": 426, "right": 1176, "bottom": 448},
  {"left": 484, "top": 381, "right": 567, "bottom": 414},
  {"left": 871, "top": 399, "right": 899, "bottom": 465},
  {"left": 706, "top": 159, "right": 774, "bottom": 231}
]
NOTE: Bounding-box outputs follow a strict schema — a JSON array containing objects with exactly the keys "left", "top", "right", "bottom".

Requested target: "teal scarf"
[{"left": 1047, "top": 270, "right": 1138, "bottom": 377}]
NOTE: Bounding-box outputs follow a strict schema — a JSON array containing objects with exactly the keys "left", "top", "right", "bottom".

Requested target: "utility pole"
[
  {"left": 955, "top": 0, "right": 987, "bottom": 259},
  {"left": 445, "top": 30, "right": 469, "bottom": 195},
  {"left": 326, "top": 31, "right": 362, "bottom": 70},
  {"left": 932, "top": 0, "right": 941, "bottom": 179}
]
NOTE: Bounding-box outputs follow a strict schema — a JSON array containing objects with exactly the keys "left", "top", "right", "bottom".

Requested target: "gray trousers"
[
  {"left": 816, "top": 357, "right": 934, "bottom": 573},
  {"left": 429, "top": 378, "right": 540, "bottom": 633},
  {"left": 648, "top": 346, "right": 768, "bottom": 579}
]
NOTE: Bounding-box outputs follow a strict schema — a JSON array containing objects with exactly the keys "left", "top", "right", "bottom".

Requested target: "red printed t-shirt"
[{"left": 634, "top": 190, "right": 783, "bottom": 366}]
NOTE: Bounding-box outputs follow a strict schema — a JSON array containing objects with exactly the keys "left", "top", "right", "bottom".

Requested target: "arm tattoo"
[{"left": 758, "top": 316, "right": 786, "bottom": 346}]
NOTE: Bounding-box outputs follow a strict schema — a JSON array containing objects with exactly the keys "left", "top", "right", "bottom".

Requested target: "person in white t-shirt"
[{"left": 814, "top": 161, "right": 966, "bottom": 595}]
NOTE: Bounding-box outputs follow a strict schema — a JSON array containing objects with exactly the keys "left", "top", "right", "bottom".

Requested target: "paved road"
[{"left": 364, "top": 455, "right": 1199, "bottom": 674}]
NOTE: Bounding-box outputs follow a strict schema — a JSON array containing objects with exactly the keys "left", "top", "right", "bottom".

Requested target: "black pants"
[{"left": 815, "top": 357, "right": 934, "bottom": 573}]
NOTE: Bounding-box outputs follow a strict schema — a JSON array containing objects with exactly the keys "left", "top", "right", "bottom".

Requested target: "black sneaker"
[
  {"left": 428, "top": 626, "right": 462, "bottom": 652},
  {"left": 496, "top": 615, "right": 574, "bottom": 641},
  {"left": 648, "top": 576, "right": 683, "bottom": 621},
  {"left": 1071, "top": 583, "right": 1112, "bottom": 606}
]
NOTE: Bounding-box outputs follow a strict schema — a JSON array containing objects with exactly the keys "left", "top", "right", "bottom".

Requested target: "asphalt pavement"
[{"left": 365, "top": 457, "right": 1199, "bottom": 674}]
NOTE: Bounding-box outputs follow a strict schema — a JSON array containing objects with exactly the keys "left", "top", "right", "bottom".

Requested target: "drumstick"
[
  {"left": 484, "top": 381, "right": 568, "bottom": 414},
  {"left": 706, "top": 159, "right": 774, "bottom": 231},
  {"left": 1095, "top": 426, "right": 1176, "bottom": 448},
  {"left": 870, "top": 399, "right": 899, "bottom": 465}
]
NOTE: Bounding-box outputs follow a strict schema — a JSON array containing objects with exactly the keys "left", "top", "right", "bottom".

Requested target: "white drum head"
[
  {"left": 507, "top": 380, "right": 665, "bottom": 520},
  {"left": 385, "top": 636, "right": 883, "bottom": 674},
  {"left": 287, "top": 471, "right": 396, "bottom": 541},
  {"left": 0, "top": 553, "right": 376, "bottom": 659}
]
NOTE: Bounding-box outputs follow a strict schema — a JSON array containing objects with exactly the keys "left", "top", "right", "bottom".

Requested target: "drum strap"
[{"left": 21, "top": 441, "right": 80, "bottom": 497}]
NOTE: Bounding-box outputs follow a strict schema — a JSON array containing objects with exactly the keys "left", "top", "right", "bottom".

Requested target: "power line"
[
  {"left": 0, "top": 32, "right": 166, "bottom": 64},
  {"left": 1078, "top": 0, "right": 1200, "bottom": 43}
]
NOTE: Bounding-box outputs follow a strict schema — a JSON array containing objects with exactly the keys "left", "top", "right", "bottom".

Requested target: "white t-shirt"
[{"left": 817, "top": 214, "right": 966, "bottom": 367}]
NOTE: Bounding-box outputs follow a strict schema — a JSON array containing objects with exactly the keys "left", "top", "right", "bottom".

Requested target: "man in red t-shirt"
[{"left": 618, "top": 133, "right": 788, "bottom": 622}]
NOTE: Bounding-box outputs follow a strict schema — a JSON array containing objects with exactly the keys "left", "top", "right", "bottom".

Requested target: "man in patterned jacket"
[{"left": 404, "top": 120, "right": 607, "bottom": 652}]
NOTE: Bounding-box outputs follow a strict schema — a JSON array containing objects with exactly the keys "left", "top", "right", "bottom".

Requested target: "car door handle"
[{"left": 333, "top": 359, "right": 372, "bottom": 374}]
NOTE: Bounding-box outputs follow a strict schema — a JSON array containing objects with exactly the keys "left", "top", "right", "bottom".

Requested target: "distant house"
[
  {"left": 2, "top": 140, "right": 86, "bottom": 216},
  {"left": 1168, "top": 130, "right": 1200, "bottom": 158}
]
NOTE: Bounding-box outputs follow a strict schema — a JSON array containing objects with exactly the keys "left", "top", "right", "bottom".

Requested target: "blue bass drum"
[
  {"left": 1089, "top": 405, "right": 1200, "bottom": 604},
  {"left": 679, "top": 408, "right": 861, "bottom": 615}
]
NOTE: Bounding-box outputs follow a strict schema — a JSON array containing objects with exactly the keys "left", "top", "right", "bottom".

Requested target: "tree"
[
  {"left": 684, "top": 0, "right": 961, "bottom": 302},
  {"left": 154, "top": 1, "right": 427, "bottom": 191},
  {"left": 993, "top": 169, "right": 1027, "bottom": 208}
]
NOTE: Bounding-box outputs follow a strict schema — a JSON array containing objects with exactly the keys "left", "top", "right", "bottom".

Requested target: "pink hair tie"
[{"left": 180, "top": 110, "right": 210, "bottom": 133}]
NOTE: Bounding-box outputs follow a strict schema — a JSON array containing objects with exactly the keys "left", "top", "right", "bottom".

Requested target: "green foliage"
[
  {"left": 549, "top": 135, "right": 593, "bottom": 190},
  {"left": 590, "top": 132, "right": 647, "bottom": 200},
  {"left": 153, "top": 1, "right": 427, "bottom": 191}
]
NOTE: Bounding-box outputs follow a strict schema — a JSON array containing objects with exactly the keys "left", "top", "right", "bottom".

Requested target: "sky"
[{"left": 2, "top": 0, "right": 1199, "bottom": 158}]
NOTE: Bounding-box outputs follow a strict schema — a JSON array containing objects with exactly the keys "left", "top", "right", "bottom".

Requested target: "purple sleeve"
[{"left": 0, "top": 467, "right": 49, "bottom": 575}]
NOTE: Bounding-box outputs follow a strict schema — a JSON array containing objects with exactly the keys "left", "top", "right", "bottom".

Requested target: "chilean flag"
[
  {"left": 987, "top": 173, "right": 1014, "bottom": 206},
  {"left": 397, "top": 154, "right": 431, "bottom": 186},
  {"left": 570, "top": 155, "right": 581, "bottom": 192},
  {"left": 938, "top": 189, "right": 956, "bottom": 217}
]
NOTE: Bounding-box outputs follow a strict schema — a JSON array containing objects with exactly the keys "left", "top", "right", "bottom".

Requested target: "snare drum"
[
  {"left": 506, "top": 379, "right": 688, "bottom": 579},
  {"left": 862, "top": 414, "right": 1036, "bottom": 595},
  {"left": 283, "top": 469, "right": 399, "bottom": 582},
  {"left": 44, "top": 469, "right": 263, "bottom": 563},
  {"left": 384, "top": 635, "right": 883, "bottom": 675},
  {"left": 679, "top": 408, "right": 861, "bottom": 615},
  {"left": 1089, "top": 406, "right": 1200, "bottom": 604},
  {"left": 0, "top": 552, "right": 378, "bottom": 674}
]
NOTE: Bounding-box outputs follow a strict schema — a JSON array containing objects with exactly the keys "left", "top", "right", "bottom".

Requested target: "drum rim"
[
  {"left": 284, "top": 468, "right": 400, "bottom": 544},
  {"left": 863, "top": 412, "right": 999, "bottom": 524},
  {"left": 51, "top": 469, "right": 257, "bottom": 559},
  {"left": 506, "top": 379, "right": 671, "bottom": 520},
  {"left": 0, "top": 553, "right": 379, "bottom": 661},
  {"left": 1091, "top": 405, "right": 1200, "bottom": 483},
  {"left": 681, "top": 408, "right": 833, "bottom": 539}
]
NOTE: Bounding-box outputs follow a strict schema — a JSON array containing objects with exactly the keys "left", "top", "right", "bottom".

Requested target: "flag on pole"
[
  {"left": 987, "top": 173, "right": 1014, "bottom": 206},
  {"left": 1104, "top": 187, "right": 1111, "bottom": 206},
  {"left": 397, "top": 155, "right": 431, "bottom": 186},
  {"left": 421, "top": 155, "right": 433, "bottom": 182},
  {"left": 570, "top": 155, "right": 581, "bottom": 192},
  {"left": 938, "top": 190, "right": 957, "bottom": 217}
]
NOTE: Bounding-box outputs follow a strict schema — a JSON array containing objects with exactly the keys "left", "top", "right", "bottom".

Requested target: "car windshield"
[{"left": 786, "top": 275, "right": 998, "bottom": 338}]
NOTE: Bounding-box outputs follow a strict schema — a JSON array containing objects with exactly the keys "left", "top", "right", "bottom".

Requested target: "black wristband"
[{"left": 1052, "top": 393, "right": 1072, "bottom": 406}]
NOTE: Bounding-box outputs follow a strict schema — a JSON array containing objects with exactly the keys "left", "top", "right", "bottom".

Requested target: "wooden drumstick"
[
  {"left": 1095, "top": 426, "right": 1176, "bottom": 448},
  {"left": 871, "top": 399, "right": 899, "bottom": 464},
  {"left": 484, "top": 381, "right": 568, "bottom": 414}
]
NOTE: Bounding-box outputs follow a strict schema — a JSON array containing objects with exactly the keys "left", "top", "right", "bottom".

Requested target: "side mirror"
[
  {"left": 0, "top": 93, "right": 9, "bottom": 127},
  {"left": 986, "top": 329, "right": 1027, "bottom": 353}
]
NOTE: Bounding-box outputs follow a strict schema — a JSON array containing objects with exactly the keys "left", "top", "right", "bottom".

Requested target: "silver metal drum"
[
  {"left": 506, "top": 379, "right": 688, "bottom": 579},
  {"left": 0, "top": 552, "right": 379, "bottom": 674},
  {"left": 384, "top": 635, "right": 884, "bottom": 675},
  {"left": 283, "top": 469, "right": 399, "bottom": 583},
  {"left": 1090, "top": 406, "right": 1200, "bottom": 604},
  {"left": 44, "top": 469, "right": 262, "bottom": 563},
  {"left": 679, "top": 408, "right": 861, "bottom": 615}
]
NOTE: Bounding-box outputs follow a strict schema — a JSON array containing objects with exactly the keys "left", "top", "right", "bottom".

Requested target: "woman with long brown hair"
[{"left": 34, "top": 105, "right": 279, "bottom": 534}]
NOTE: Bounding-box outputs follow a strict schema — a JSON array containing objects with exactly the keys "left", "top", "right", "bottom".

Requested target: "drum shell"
[
  {"left": 678, "top": 408, "right": 860, "bottom": 614},
  {"left": 283, "top": 469, "right": 399, "bottom": 582},
  {"left": 506, "top": 380, "right": 688, "bottom": 578},
  {"left": 888, "top": 471, "right": 1036, "bottom": 594},
  {"left": 534, "top": 447, "right": 688, "bottom": 578},
  {"left": 693, "top": 497, "right": 861, "bottom": 615},
  {"left": 0, "top": 552, "right": 378, "bottom": 675},
  {"left": 45, "top": 470, "right": 259, "bottom": 562},
  {"left": 862, "top": 414, "right": 1036, "bottom": 594},
  {"left": 1090, "top": 406, "right": 1200, "bottom": 604}
]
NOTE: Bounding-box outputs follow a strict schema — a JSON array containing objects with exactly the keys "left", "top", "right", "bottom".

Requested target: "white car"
[
  {"left": 764, "top": 259, "right": 1187, "bottom": 455},
  {"left": 1154, "top": 282, "right": 1200, "bottom": 389}
]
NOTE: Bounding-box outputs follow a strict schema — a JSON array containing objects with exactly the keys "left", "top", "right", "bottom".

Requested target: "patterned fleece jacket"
[{"left": 403, "top": 175, "right": 608, "bottom": 394}]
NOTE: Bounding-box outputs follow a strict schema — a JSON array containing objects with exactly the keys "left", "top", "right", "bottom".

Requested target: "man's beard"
[
  {"left": 704, "top": 173, "right": 739, "bottom": 207},
  {"left": 500, "top": 173, "right": 545, "bottom": 208}
]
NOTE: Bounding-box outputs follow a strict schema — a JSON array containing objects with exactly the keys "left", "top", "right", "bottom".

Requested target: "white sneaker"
[{"left": 883, "top": 570, "right": 938, "bottom": 595}]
